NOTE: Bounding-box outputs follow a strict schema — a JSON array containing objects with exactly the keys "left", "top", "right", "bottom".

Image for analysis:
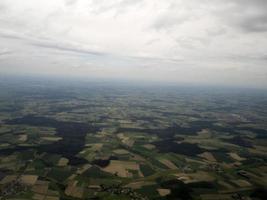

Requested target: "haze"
[{"left": 0, "top": 0, "right": 267, "bottom": 88}]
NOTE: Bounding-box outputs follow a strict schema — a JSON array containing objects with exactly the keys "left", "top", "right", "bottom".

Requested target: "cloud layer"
[{"left": 0, "top": 0, "right": 267, "bottom": 87}]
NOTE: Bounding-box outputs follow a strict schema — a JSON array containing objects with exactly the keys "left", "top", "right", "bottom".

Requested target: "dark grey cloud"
[
  {"left": 216, "top": 0, "right": 267, "bottom": 33},
  {"left": 237, "top": 14, "right": 267, "bottom": 33}
]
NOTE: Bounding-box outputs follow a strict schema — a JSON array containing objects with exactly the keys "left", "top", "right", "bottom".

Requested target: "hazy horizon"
[{"left": 0, "top": 0, "right": 267, "bottom": 88}]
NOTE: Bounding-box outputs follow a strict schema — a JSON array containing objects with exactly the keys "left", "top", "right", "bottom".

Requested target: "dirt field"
[
  {"left": 218, "top": 180, "right": 235, "bottom": 190},
  {"left": 175, "top": 171, "right": 215, "bottom": 184},
  {"left": 228, "top": 152, "right": 246, "bottom": 161},
  {"left": 117, "top": 133, "right": 134, "bottom": 147},
  {"left": 103, "top": 160, "right": 142, "bottom": 177},
  {"left": 198, "top": 152, "right": 217, "bottom": 162},
  {"left": 32, "top": 180, "right": 49, "bottom": 194},
  {"left": 126, "top": 181, "right": 156, "bottom": 189},
  {"left": 41, "top": 137, "right": 62, "bottom": 142},
  {"left": 57, "top": 158, "right": 69, "bottom": 166},
  {"left": 0, "top": 175, "right": 17, "bottom": 184},
  {"left": 65, "top": 181, "right": 84, "bottom": 198},
  {"left": 143, "top": 144, "right": 156, "bottom": 150},
  {"left": 20, "top": 175, "right": 38, "bottom": 185},
  {"left": 18, "top": 134, "right": 28, "bottom": 142},
  {"left": 33, "top": 193, "right": 46, "bottom": 200},
  {"left": 231, "top": 179, "right": 252, "bottom": 187},
  {"left": 159, "top": 159, "right": 178, "bottom": 170},
  {"left": 85, "top": 143, "right": 103, "bottom": 151},
  {"left": 77, "top": 164, "right": 92, "bottom": 174},
  {"left": 113, "top": 149, "right": 130, "bottom": 155},
  {"left": 157, "top": 188, "right": 171, "bottom": 196}
]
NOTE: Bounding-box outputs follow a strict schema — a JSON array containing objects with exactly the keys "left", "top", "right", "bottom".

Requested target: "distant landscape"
[{"left": 0, "top": 77, "right": 266, "bottom": 200}]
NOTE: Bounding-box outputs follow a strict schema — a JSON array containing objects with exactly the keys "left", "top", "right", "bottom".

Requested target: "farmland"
[{"left": 0, "top": 78, "right": 267, "bottom": 199}]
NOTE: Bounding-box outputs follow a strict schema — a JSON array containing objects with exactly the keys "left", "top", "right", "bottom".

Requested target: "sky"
[{"left": 0, "top": 0, "right": 267, "bottom": 88}]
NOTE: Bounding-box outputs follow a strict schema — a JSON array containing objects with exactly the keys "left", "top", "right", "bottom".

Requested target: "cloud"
[
  {"left": 31, "top": 42, "right": 106, "bottom": 56},
  {"left": 214, "top": 0, "right": 267, "bottom": 33},
  {"left": 0, "top": 49, "right": 12, "bottom": 56},
  {"left": 64, "top": 0, "right": 78, "bottom": 6},
  {"left": 0, "top": 0, "right": 267, "bottom": 88},
  {"left": 88, "top": 0, "right": 143, "bottom": 16}
]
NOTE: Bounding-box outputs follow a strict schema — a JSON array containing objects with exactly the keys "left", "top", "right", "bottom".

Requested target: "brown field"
[
  {"left": 157, "top": 188, "right": 171, "bottom": 196},
  {"left": 198, "top": 152, "right": 217, "bottom": 162},
  {"left": 20, "top": 175, "right": 38, "bottom": 185},
  {"left": 32, "top": 180, "right": 49, "bottom": 194},
  {"left": 18, "top": 134, "right": 28, "bottom": 142},
  {"left": 175, "top": 171, "right": 215, "bottom": 184},
  {"left": 218, "top": 181, "right": 235, "bottom": 190},
  {"left": 130, "top": 153, "right": 146, "bottom": 162},
  {"left": 103, "top": 160, "right": 142, "bottom": 177},
  {"left": 33, "top": 193, "right": 46, "bottom": 200},
  {"left": 65, "top": 185, "right": 84, "bottom": 198},
  {"left": 113, "top": 149, "right": 130, "bottom": 155},
  {"left": 41, "top": 137, "right": 62, "bottom": 142},
  {"left": 200, "top": 194, "right": 233, "bottom": 200},
  {"left": 0, "top": 143, "right": 10, "bottom": 148},
  {"left": 228, "top": 152, "right": 246, "bottom": 161},
  {"left": 33, "top": 193, "right": 59, "bottom": 200},
  {"left": 231, "top": 179, "right": 252, "bottom": 187},
  {"left": 85, "top": 143, "right": 103, "bottom": 151},
  {"left": 143, "top": 144, "right": 156, "bottom": 150},
  {"left": 248, "top": 145, "right": 267, "bottom": 156},
  {"left": 126, "top": 181, "right": 156, "bottom": 189},
  {"left": 57, "top": 158, "right": 69, "bottom": 166},
  {"left": 67, "top": 174, "right": 77, "bottom": 181},
  {"left": 185, "top": 158, "right": 206, "bottom": 165},
  {"left": 197, "top": 129, "right": 212, "bottom": 138},
  {"left": 117, "top": 133, "right": 134, "bottom": 147},
  {"left": 159, "top": 159, "right": 178, "bottom": 170},
  {"left": 47, "top": 189, "right": 59, "bottom": 196},
  {"left": 45, "top": 196, "right": 59, "bottom": 200},
  {"left": 77, "top": 164, "right": 92, "bottom": 174},
  {"left": 0, "top": 175, "right": 17, "bottom": 184}
]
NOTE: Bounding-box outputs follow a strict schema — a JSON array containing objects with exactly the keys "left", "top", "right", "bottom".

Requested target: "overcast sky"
[{"left": 0, "top": 0, "right": 267, "bottom": 87}]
